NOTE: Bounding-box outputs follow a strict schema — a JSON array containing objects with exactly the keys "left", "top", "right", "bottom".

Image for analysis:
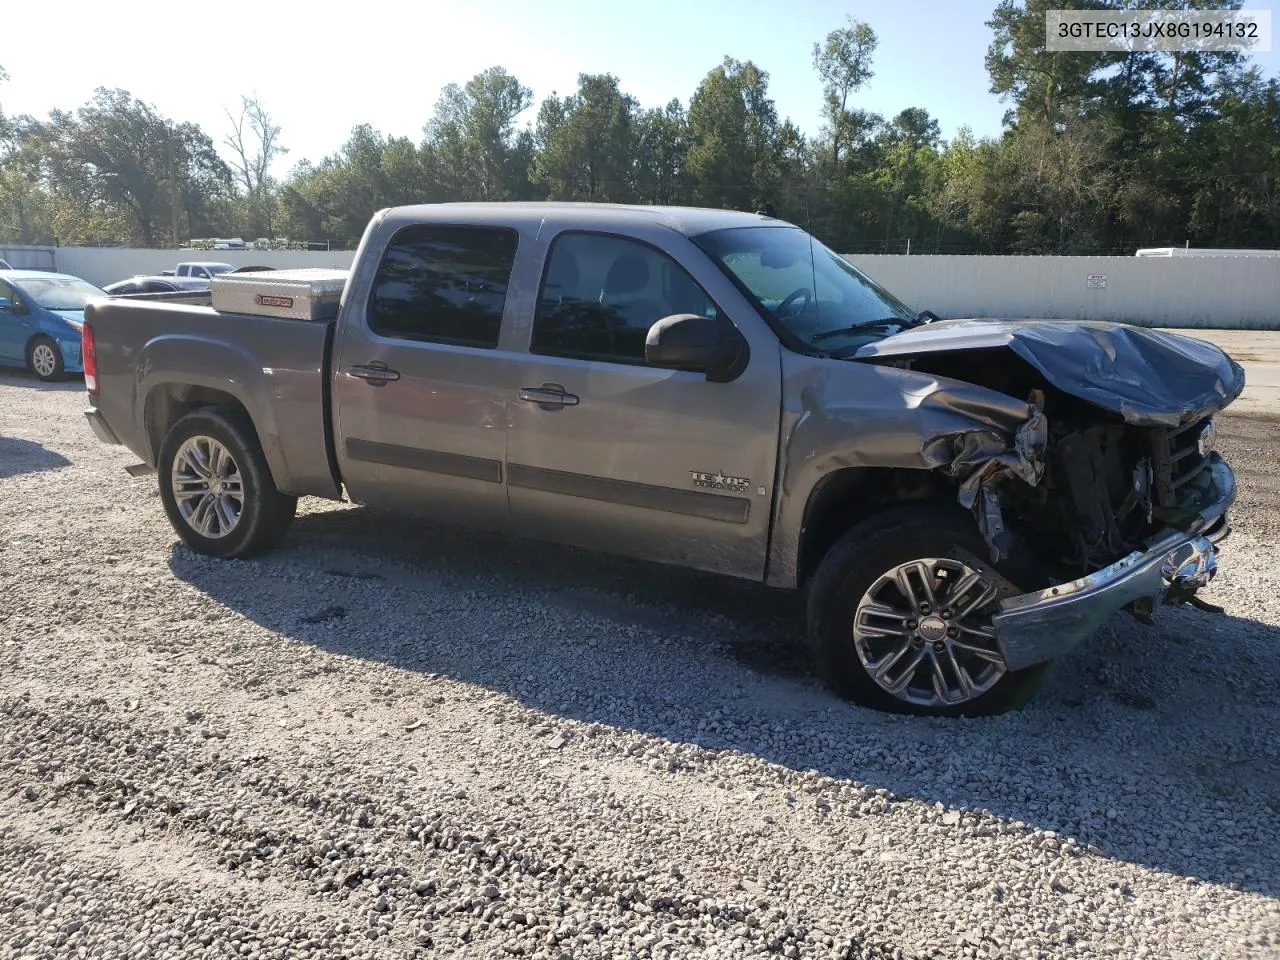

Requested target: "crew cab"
[{"left": 80, "top": 203, "right": 1242, "bottom": 716}]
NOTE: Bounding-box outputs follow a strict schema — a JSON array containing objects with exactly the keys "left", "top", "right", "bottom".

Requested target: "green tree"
[
  {"left": 812, "top": 16, "right": 878, "bottom": 167},
  {"left": 424, "top": 67, "right": 535, "bottom": 200},
  {"left": 985, "top": 0, "right": 1108, "bottom": 127},
  {"left": 282, "top": 125, "right": 435, "bottom": 246},
  {"left": 686, "top": 57, "right": 798, "bottom": 213},
  {"left": 636, "top": 99, "right": 690, "bottom": 204},
  {"left": 44, "top": 89, "right": 232, "bottom": 245},
  {"left": 534, "top": 74, "right": 639, "bottom": 201}
]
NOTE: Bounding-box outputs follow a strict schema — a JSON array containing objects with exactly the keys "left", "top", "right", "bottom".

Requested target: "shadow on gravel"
[
  {"left": 0, "top": 436, "right": 71, "bottom": 478},
  {"left": 170, "top": 504, "right": 1280, "bottom": 899},
  {"left": 0, "top": 370, "right": 85, "bottom": 392}
]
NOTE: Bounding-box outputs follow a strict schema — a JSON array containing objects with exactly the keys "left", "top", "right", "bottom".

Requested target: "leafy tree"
[
  {"left": 42, "top": 89, "right": 232, "bottom": 245},
  {"left": 985, "top": 0, "right": 1108, "bottom": 127},
  {"left": 687, "top": 57, "right": 799, "bottom": 214},
  {"left": 424, "top": 67, "right": 535, "bottom": 200},
  {"left": 812, "top": 17, "right": 879, "bottom": 166},
  {"left": 636, "top": 99, "right": 690, "bottom": 204},
  {"left": 1, "top": 9, "right": 1277, "bottom": 257},
  {"left": 534, "top": 74, "right": 639, "bottom": 201}
]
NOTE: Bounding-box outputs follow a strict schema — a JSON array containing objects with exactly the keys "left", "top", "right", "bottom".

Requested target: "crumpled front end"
[
  {"left": 990, "top": 452, "right": 1234, "bottom": 670},
  {"left": 826, "top": 318, "right": 1245, "bottom": 669}
]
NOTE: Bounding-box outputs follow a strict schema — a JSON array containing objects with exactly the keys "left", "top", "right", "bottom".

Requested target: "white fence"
[
  {"left": 847, "top": 254, "right": 1280, "bottom": 329},
  {"left": 4, "top": 244, "right": 1279, "bottom": 329}
]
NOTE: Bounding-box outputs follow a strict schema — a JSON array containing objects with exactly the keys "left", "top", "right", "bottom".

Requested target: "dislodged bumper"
[
  {"left": 992, "top": 453, "right": 1235, "bottom": 671},
  {"left": 84, "top": 407, "right": 122, "bottom": 445}
]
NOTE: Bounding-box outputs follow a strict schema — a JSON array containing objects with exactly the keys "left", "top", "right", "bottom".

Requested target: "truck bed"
[{"left": 84, "top": 297, "right": 341, "bottom": 500}]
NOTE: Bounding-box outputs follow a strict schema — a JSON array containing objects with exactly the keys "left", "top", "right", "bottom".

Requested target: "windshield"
[
  {"left": 13, "top": 276, "right": 107, "bottom": 311},
  {"left": 692, "top": 225, "right": 918, "bottom": 352},
  {"left": 206, "top": 264, "right": 233, "bottom": 275}
]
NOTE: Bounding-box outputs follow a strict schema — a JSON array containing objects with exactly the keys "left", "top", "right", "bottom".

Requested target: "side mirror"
[
  {"left": 644, "top": 313, "right": 749, "bottom": 383},
  {"left": 0, "top": 297, "right": 22, "bottom": 314}
]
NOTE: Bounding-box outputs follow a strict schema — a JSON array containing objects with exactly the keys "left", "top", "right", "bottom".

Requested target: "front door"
[
  {"left": 0, "top": 278, "right": 31, "bottom": 366},
  {"left": 331, "top": 222, "right": 526, "bottom": 530},
  {"left": 506, "top": 230, "right": 781, "bottom": 580}
]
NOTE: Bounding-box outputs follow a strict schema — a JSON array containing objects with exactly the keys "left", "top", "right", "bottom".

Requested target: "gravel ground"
[{"left": 1, "top": 371, "right": 1277, "bottom": 960}]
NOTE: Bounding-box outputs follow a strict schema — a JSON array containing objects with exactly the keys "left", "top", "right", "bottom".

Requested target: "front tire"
[
  {"left": 157, "top": 408, "right": 297, "bottom": 558},
  {"left": 27, "top": 336, "right": 64, "bottom": 381},
  {"left": 807, "top": 503, "right": 1051, "bottom": 717}
]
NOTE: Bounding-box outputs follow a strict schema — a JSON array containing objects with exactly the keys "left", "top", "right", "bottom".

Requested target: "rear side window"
[
  {"left": 368, "top": 224, "right": 519, "bottom": 349},
  {"left": 531, "top": 232, "right": 719, "bottom": 364}
]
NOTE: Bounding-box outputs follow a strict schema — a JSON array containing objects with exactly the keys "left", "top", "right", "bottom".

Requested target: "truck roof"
[{"left": 380, "top": 202, "right": 789, "bottom": 237}]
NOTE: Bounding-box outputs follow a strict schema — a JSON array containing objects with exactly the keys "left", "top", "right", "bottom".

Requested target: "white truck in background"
[{"left": 161, "top": 261, "right": 235, "bottom": 280}]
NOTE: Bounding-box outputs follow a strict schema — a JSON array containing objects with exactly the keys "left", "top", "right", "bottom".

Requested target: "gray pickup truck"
[{"left": 81, "top": 202, "right": 1242, "bottom": 716}]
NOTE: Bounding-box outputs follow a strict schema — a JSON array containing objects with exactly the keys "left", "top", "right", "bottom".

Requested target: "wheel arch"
[
  {"left": 144, "top": 382, "right": 287, "bottom": 493},
  {"left": 24, "top": 332, "right": 65, "bottom": 375},
  {"left": 793, "top": 466, "right": 958, "bottom": 588}
]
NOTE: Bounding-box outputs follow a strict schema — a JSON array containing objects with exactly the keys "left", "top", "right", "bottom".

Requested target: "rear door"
[
  {"left": 331, "top": 221, "right": 526, "bottom": 530},
  {"left": 505, "top": 228, "right": 782, "bottom": 580}
]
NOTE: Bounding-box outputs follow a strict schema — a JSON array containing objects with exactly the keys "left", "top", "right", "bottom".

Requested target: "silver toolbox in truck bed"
[{"left": 209, "top": 268, "right": 348, "bottom": 320}]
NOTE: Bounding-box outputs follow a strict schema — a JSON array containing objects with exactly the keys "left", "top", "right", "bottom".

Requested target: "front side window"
[
  {"left": 693, "top": 225, "right": 919, "bottom": 354},
  {"left": 368, "top": 224, "right": 519, "bottom": 349},
  {"left": 531, "top": 233, "right": 718, "bottom": 364}
]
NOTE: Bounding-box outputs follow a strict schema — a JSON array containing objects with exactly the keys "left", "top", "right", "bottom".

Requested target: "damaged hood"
[{"left": 853, "top": 318, "right": 1246, "bottom": 427}]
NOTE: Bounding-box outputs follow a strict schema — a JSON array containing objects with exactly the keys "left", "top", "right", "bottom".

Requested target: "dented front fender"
[{"left": 765, "top": 354, "right": 1047, "bottom": 588}]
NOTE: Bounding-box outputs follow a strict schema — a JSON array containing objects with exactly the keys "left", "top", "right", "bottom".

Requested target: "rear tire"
[
  {"left": 806, "top": 503, "right": 1051, "bottom": 717},
  {"left": 27, "top": 336, "right": 64, "bottom": 381},
  {"left": 157, "top": 408, "right": 297, "bottom": 558}
]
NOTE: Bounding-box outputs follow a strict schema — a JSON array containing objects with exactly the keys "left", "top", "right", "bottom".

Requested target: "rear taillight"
[{"left": 82, "top": 322, "right": 98, "bottom": 393}]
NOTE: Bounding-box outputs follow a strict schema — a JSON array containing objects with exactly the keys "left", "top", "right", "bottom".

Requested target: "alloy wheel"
[{"left": 852, "top": 557, "right": 1007, "bottom": 707}]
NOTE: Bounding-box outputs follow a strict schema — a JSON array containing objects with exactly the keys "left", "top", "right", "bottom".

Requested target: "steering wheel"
[{"left": 776, "top": 287, "right": 812, "bottom": 317}]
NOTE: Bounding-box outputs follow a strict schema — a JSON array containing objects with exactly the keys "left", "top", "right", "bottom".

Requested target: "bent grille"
[{"left": 1149, "top": 418, "right": 1211, "bottom": 508}]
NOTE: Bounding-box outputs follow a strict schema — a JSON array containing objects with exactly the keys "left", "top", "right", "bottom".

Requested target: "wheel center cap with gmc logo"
[{"left": 918, "top": 616, "right": 948, "bottom": 641}]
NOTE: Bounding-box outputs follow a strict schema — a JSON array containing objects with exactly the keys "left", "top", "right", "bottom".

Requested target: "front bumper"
[
  {"left": 59, "top": 338, "right": 83, "bottom": 374},
  {"left": 993, "top": 453, "right": 1235, "bottom": 671}
]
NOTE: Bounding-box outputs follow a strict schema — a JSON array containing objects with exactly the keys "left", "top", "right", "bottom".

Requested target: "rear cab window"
[{"left": 367, "top": 224, "right": 520, "bottom": 349}]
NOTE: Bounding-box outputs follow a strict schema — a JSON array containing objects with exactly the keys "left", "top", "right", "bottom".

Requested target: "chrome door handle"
[
  {"left": 518, "top": 385, "right": 579, "bottom": 408},
  {"left": 348, "top": 363, "right": 400, "bottom": 385}
]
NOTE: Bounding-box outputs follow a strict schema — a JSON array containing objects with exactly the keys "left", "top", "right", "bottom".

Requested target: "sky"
[{"left": 3, "top": 0, "right": 1277, "bottom": 179}]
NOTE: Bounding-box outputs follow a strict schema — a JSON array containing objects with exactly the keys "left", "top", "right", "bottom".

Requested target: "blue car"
[{"left": 0, "top": 270, "right": 109, "bottom": 381}]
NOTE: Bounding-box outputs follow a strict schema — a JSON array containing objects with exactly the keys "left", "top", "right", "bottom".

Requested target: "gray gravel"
[{"left": 1, "top": 371, "right": 1278, "bottom": 959}]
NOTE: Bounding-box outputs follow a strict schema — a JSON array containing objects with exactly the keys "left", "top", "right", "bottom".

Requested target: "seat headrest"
[
  {"left": 544, "top": 251, "right": 581, "bottom": 294},
  {"left": 603, "top": 252, "right": 650, "bottom": 297}
]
